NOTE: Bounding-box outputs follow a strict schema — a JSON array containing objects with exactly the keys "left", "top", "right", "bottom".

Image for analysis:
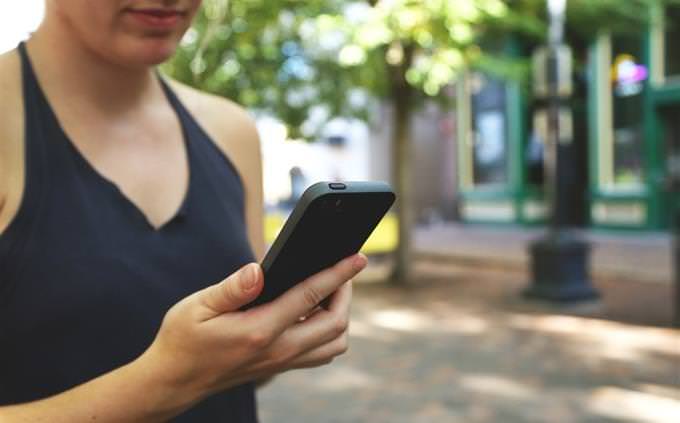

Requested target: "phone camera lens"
[{"left": 334, "top": 198, "right": 344, "bottom": 213}]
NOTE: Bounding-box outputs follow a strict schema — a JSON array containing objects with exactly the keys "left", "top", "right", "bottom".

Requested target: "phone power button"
[{"left": 329, "top": 183, "right": 347, "bottom": 190}]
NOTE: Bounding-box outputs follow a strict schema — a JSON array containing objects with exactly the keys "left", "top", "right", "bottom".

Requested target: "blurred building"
[
  {"left": 258, "top": 117, "right": 371, "bottom": 209},
  {"left": 369, "top": 101, "right": 459, "bottom": 224},
  {"left": 453, "top": 5, "right": 680, "bottom": 232}
]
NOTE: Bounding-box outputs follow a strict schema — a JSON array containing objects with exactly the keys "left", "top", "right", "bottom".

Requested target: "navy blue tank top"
[{"left": 0, "top": 42, "right": 258, "bottom": 422}]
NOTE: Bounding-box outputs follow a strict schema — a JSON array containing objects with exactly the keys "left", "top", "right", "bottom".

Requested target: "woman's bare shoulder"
[
  {"left": 0, "top": 49, "right": 21, "bottom": 118},
  {"left": 165, "top": 78, "right": 257, "bottom": 137}
]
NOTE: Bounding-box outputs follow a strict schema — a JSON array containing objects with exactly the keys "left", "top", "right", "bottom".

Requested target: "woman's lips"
[{"left": 124, "top": 8, "right": 186, "bottom": 31}]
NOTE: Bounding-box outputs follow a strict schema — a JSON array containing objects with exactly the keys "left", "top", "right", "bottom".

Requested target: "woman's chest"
[{"left": 0, "top": 206, "right": 255, "bottom": 340}]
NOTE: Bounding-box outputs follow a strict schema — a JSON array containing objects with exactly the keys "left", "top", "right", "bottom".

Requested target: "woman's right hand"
[
  {"left": 0, "top": 253, "right": 366, "bottom": 423},
  {"left": 139, "top": 253, "right": 367, "bottom": 407}
]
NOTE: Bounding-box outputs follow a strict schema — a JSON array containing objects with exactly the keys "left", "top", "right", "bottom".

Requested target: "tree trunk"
[
  {"left": 388, "top": 45, "right": 415, "bottom": 285},
  {"left": 390, "top": 95, "right": 414, "bottom": 283}
]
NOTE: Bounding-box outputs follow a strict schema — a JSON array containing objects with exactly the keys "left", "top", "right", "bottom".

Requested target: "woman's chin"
[
  {"left": 135, "top": 46, "right": 179, "bottom": 66},
  {"left": 141, "top": 49, "right": 177, "bottom": 66},
  {"left": 111, "top": 38, "right": 180, "bottom": 67}
]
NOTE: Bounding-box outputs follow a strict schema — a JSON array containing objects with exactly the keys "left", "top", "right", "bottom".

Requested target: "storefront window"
[
  {"left": 470, "top": 74, "right": 508, "bottom": 186},
  {"left": 611, "top": 37, "right": 646, "bottom": 186},
  {"left": 665, "top": 7, "right": 680, "bottom": 80}
]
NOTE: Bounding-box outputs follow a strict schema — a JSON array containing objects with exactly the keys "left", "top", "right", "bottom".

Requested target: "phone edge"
[{"left": 260, "top": 181, "right": 394, "bottom": 271}]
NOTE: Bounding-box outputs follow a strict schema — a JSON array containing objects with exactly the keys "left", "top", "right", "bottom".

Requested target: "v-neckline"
[
  {"left": 62, "top": 111, "right": 194, "bottom": 233},
  {"left": 20, "top": 43, "right": 193, "bottom": 232}
]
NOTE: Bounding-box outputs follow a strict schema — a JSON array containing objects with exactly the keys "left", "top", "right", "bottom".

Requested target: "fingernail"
[
  {"left": 240, "top": 264, "right": 258, "bottom": 291},
  {"left": 352, "top": 253, "right": 367, "bottom": 270}
]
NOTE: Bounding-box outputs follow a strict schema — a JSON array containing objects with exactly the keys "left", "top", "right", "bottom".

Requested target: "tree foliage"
[{"left": 163, "top": 0, "right": 677, "bottom": 138}]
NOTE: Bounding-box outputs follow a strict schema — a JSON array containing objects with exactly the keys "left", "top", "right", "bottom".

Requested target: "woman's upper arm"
[
  {"left": 208, "top": 103, "right": 265, "bottom": 261},
  {"left": 231, "top": 115, "right": 266, "bottom": 261}
]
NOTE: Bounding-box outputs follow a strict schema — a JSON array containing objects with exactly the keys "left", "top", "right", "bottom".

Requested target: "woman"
[{"left": 0, "top": 1, "right": 364, "bottom": 421}]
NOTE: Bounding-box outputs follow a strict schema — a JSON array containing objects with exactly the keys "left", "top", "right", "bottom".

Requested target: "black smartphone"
[{"left": 245, "top": 181, "right": 396, "bottom": 308}]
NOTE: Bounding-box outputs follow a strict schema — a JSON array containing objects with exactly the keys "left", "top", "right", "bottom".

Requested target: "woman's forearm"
[{"left": 0, "top": 352, "right": 199, "bottom": 423}]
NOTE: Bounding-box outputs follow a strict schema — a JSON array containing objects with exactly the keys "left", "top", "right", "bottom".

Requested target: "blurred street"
[
  {"left": 259, "top": 251, "right": 679, "bottom": 423},
  {"left": 413, "top": 224, "right": 672, "bottom": 286}
]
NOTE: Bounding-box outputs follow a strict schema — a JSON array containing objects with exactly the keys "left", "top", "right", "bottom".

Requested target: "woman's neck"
[{"left": 26, "top": 21, "right": 159, "bottom": 114}]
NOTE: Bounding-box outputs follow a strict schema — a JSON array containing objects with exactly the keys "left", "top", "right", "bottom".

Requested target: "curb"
[{"left": 414, "top": 250, "right": 672, "bottom": 285}]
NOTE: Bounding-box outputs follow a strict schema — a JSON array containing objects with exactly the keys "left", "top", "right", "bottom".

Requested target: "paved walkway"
[
  {"left": 413, "top": 223, "right": 673, "bottom": 284},
  {"left": 258, "top": 261, "right": 680, "bottom": 423}
]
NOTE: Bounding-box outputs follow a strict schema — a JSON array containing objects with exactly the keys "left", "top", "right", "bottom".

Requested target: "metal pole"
[
  {"left": 668, "top": 110, "right": 680, "bottom": 327},
  {"left": 675, "top": 210, "right": 680, "bottom": 327},
  {"left": 546, "top": 3, "right": 562, "bottom": 232},
  {"left": 524, "top": 0, "right": 599, "bottom": 303}
]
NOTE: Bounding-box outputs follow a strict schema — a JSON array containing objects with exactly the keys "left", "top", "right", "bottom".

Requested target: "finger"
[
  {"left": 269, "top": 282, "right": 353, "bottom": 360},
  {"left": 304, "top": 280, "right": 352, "bottom": 321},
  {"left": 299, "top": 281, "right": 351, "bottom": 322},
  {"left": 263, "top": 253, "right": 366, "bottom": 333},
  {"left": 286, "top": 331, "right": 350, "bottom": 370},
  {"left": 326, "top": 280, "right": 353, "bottom": 316},
  {"left": 197, "top": 263, "right": 263, "bottom": 319}
]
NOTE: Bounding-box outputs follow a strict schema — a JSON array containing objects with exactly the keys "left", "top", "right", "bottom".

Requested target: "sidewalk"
[
  {"left": 258, "top": 261, "right": 680, "bottom": 423},
  {"left": 413, "top": 223, "right": 673, "bottom": 284}
]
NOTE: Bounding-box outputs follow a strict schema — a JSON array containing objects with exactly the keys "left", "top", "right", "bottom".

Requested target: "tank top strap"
[
  {"left": 15, "top": 41, "right": 60, "bottom": 208},
  {"left": 16, "top": 41, "right": 61, "bottom": 176},
  {"left": 16, "top": 41, "right": 63, "bottom": 144},
  {"left": 157, "top": 76, "right": 205, "bottom": 148},
  {"left": 156, "top": 76, "right": 246, "bottom": 198}
]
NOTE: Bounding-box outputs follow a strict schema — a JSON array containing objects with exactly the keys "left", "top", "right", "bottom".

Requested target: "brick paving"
[{"left": 257, "top": 260, "right": 680, "bottom": 423}]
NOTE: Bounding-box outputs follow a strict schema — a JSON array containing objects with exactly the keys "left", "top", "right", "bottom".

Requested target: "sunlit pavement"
[{"left": 258, "top": 260, "right": 680, "bottom": 423}]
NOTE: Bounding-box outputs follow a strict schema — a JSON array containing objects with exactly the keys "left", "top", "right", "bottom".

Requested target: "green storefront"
[{"left": 456, "top": 5, "right": 680, "bottom": 231}]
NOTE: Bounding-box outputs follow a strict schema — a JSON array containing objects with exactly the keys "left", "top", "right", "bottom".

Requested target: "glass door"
[
  {"left": 611, "top": 36, "right": 647, "bottom": 188},
  {"left": 470, "top": 73, "right": 509, "bottom": 188}
]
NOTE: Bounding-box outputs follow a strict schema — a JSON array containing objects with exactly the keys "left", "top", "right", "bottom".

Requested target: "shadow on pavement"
[{"left": 258, "top": 260, "right": 680, "bottom": 423}]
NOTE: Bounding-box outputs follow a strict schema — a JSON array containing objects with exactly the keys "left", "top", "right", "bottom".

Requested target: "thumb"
[{"left": 199, "top": 263, "right": 263, "bottom": 317}]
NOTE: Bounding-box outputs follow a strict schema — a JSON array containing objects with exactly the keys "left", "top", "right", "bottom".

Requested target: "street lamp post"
[
  {"left": 524, "top": 0, "right": 600, "bottom": 303},
  {"left": 675, "top": 209, "right": 680, "bottom": 327},
  {"left": 668, "top": 108, "right": 680, "bottom": 327}
]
